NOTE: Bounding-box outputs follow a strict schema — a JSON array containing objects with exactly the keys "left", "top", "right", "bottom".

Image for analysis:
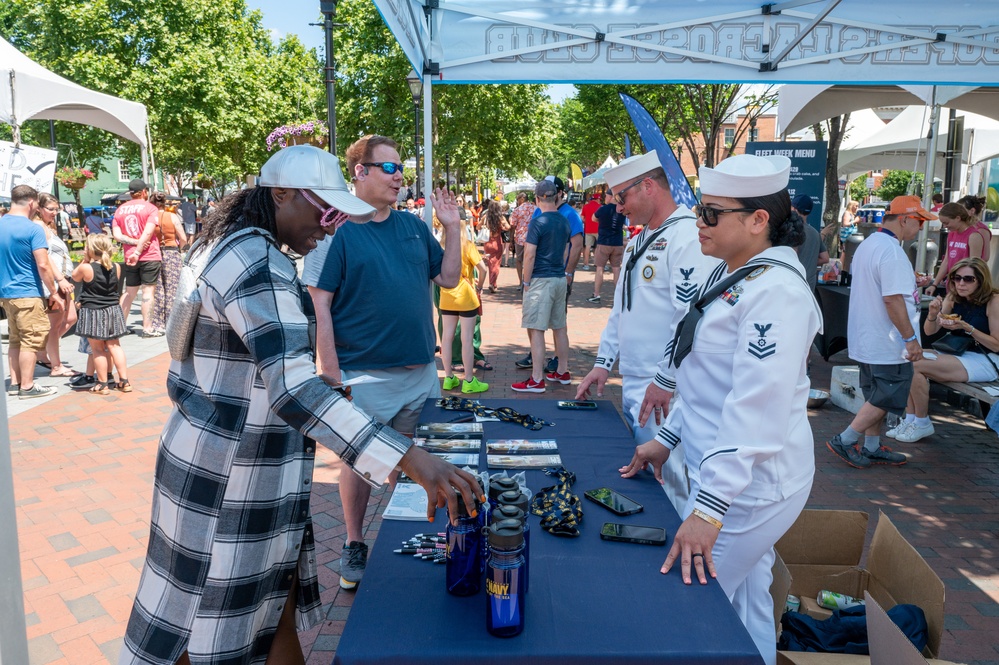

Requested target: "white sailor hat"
[
  {"left": 604, "top": 151, "right": 661, "bottom": 189},
  {"left": 699, "top": 154, "right": 791, "bottom": 198}
]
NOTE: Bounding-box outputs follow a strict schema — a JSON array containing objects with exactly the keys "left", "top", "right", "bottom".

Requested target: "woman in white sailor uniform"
[{"left": 620, "top": 153, "right": 822, "bottom": 665}]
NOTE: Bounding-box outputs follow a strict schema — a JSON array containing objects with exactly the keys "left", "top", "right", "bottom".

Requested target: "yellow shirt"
[{"left": 439, "top": 242, "right": 482, "bottom": 312}]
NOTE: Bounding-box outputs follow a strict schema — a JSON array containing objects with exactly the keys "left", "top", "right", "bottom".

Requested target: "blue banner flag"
[
  {"left": 624, "top": 133, "right": 632, "bottom": 159},
  {"left": 619, "top": 93, "right": 697, "bottom": 209}
]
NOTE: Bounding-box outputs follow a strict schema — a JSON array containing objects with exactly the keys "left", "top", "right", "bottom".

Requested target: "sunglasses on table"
[
  {"left": 362, "top": 162, "right": 406, "bottom": 175},
  {"left": 950, "top": 274, "right": 978, "bottom": 283},
  {"left": 697, "top": 202, "right": 758, "bottom": 227}
]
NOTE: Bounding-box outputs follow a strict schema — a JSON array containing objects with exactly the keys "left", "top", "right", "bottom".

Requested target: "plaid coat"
[{"left": 121, "top": 230, "right": 411, "bottom": 664}]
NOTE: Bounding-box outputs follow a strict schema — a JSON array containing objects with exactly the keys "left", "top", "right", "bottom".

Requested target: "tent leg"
[
  {"left": 916, "top": 93, "right": 940, "bottom": 273},
  {"left": 0, "top": 351, "right": 29, "bottom": 665},
  {"left": 422, "top": 73, "right": 433, "bottom": 228},
  {"left": 141, "top": 146, "right": 149, "bottom": 184}
]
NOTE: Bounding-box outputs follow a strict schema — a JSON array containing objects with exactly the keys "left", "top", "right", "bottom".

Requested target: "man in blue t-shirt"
[
  {"left": 84, "top": 209, "right": 107, "bottom": 235},
  {"left": 0, "top": 185, "right": 65, "bottom": 399},
  {"left": 512, "top": 179, "right": 571, "bottom": 393},
  {"left": 303, "top": 134, "right": 462, "bottom": 591}
]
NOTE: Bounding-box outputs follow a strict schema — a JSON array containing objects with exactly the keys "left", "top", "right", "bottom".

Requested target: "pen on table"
[
  {"left": 394, "top": 547, "right": 445, "bottom": 555},
  {"left": 412, "top": 533, "right": 446, "bottom": 539},
  {"left": 404, "top": 537, "right": 446, "bottom": 545},
  {"left": 446, "top": 415, "right": 475, "bottom": 423}
]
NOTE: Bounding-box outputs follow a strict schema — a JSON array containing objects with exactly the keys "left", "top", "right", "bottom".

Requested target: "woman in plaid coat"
[{"left": 121, "top": 146, "right": 481, "bottom": 665}]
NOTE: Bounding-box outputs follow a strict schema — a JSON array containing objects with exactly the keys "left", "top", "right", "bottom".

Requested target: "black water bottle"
[
  {"left": 486, "top": 519, "right": 526, "bottom": 637},
  {"left": 446, "top": 493, "right": 482, "bottom": 596},
  {"left": 485, "top": 477, "right": 519, "bottom": 563},
  {"left": 496, "top": 495, "right": 530, "bottom": 593}
]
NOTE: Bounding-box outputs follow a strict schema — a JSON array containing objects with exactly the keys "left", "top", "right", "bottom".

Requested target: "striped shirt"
[{"left": 121, "top": 230, "right": 411, "bottom": 664}]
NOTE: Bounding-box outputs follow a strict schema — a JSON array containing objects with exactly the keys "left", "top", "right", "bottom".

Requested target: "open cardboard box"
[{"left": 771, "top": 510, "right": 949, "bottom": 665}]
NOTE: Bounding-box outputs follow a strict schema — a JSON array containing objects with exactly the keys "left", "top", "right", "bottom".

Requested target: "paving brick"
[
  {"left": 27, "top": 633, "right": 61, "bottom": 665},
  {"left": 64, "top": 546, "right": 119, "bottom": 567}
]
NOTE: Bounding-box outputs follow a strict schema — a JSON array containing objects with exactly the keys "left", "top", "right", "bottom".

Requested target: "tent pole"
[
  {"left": 0, "top": 351, "right": 30, "bottom": 665},
  {"left": 9, "top": 70, "right": 20, "bottom": 147},
  {"left": 422, "top": 71, "right": 433, "bottom": 228},
  {"left": 916, "top": 90, "right": 939, "bottom": 273}
]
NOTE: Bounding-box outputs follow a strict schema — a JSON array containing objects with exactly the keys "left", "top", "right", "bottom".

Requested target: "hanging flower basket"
[
  {"left": 195, "top": 174, "right": 214, "bottom": 189},
  {"left": 266, "top": 120, "right": 330, "bottom": 151},
  {"left": 55, "top": 166, "right": 95, "bottom": 190}
]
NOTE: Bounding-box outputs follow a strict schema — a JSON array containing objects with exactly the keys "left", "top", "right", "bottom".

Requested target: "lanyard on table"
[{"left": 437, "top": 396, "right": 554, "bottom": 430}]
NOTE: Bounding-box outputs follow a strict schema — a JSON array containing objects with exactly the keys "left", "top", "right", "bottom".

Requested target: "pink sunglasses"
[{"left": 300, "top": 189, "right": 350, "bottom": 230}]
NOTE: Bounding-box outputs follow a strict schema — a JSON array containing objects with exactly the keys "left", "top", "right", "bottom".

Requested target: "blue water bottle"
[
  {"left": 496, "top": 496, "right": 530, "bottom": 593},
  {"left": 445, "top": 493, "right": 482, "bottom": 596},
  {"left": 485, "top": 477, "right": 519, "bottom": 562},
  {"left": 486, "top": 519, "right": 526, "bottom": 637}
]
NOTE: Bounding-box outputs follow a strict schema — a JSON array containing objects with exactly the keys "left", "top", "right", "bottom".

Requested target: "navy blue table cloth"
[{"left": 332, "top": 398, "right": 764, "bottom": 665}]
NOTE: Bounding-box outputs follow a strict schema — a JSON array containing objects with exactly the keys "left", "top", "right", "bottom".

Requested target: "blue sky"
[{"left": 245, "top": 0, "right": 575, "bottom": 103}]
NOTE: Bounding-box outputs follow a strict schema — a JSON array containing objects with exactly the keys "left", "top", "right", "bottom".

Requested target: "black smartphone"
[
  {"left": 557, "top": 400, "right": 598, "bottom": 410},
  {"left": 584, "top": 488, "right": 643, "bottom": 515},
  {"left": 599, "top": 522, "right": 667, "bottom": 546}
]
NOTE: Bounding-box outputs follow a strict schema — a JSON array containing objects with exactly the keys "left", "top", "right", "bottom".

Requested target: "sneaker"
[
  {"left": 885, "top": 420, "right": 912, "bottom": 439},
  {"left": 515, "top": 353, "right": 533, "bottom": 369},
  {"left": 18, "top": 385, "right": 57, "bottom": 400},
  {"left": 545, "top": 356, "right": 559, "bottom": 373},
  {"left": 894, "top": 422, "right": 934, "bottom": 443},
  {"left": 142, "top": 329, "right": 165, "bottom": 338},
  {"left": 339, "top": 541, "right": 368, "bottom": 590},
  {"left": 442, "top": 375, "right": 461, "bottom": 391},
  {"left": 545, "top": 370, "right": 571, "bottom": 385},
  {"left": 69, "top": 374, "right": 96, "bottom": 388},
  {"left": 587, "top": 295, "right": 601, "bottom": 303},
  {"left": 461, "top": 377, "right": 489, "bottom": 394},
  {"left": 862, "top": 445, "right": 908, "bottom": 465},
  {"left": 511, "top": 377, "right": 546, "bottom": 393},
  {"left": 825, "top": 434, "right": 871, "bottom": 469},
  {"left": 6, "top": 383, "right": 18, "bottom": 396}
]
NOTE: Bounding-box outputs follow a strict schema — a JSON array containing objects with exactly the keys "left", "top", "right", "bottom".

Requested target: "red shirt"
[
  {"left": 113, "top": 199, "right": 161, "bottom": 262},
  {"left": 582, "top": 199, "right": 601, "bottom": 234}
]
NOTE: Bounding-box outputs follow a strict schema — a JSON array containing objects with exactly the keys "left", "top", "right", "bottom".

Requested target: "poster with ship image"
[
  {"left": 486, "top": 439, "right": 558, "bottom": 454},
  {"left": 415, "top": 422, "right": 484, "bottom": 439},
  {"left": 415, "top": 438, "right": 481, "bottom": 453}
]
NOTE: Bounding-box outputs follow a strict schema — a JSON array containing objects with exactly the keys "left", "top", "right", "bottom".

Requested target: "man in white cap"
[
  {"left": 827, "top": 194, "right": 935, "bottom": 468},
  {"left": 576, "top": 150, "right": 721, "bottom": 513},
  {"left": 303, "top": 134, "right": 462, "bottom": 590}
]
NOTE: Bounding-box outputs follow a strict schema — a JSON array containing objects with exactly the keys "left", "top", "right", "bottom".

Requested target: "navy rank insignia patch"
[
  {"left": 642, "top": 265, "right": 655, "bottom": 281},
  {"left": 746, "top": 265, "right": 772, "bottom": 281},
  {"left": 676, "top": 266, "right": 698, "bottom": 303},
  {"left": 748, "top": 322, "right": 776, "bottom": 359}
]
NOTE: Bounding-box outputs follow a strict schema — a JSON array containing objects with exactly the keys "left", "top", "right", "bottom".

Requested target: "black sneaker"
[
  {"left": 862, "top": 445, "right": 907, "bottom": 466},
  {"left": 587, "top": 296, "right": 601, "bottom": 303},
  {"left": 826, "top": 434, "right": 871, "bottom": 469},
  {"left": 18, "top": 385, "right": 57, "bottom": 400},
  {"left": 6, "top": 383, "right": 19, "bottom": 396},
  {"left": 70, "top": 374, "right": 97, "bottom": 388},
  {"left": 339, "top": 541, "right": 368, "bottom": 590},
  {"left": 545, "top": 356, "right": 559, "bottom": 373},
  {"left": 515, "top": 353, "right": 533, "bottom": 369}
]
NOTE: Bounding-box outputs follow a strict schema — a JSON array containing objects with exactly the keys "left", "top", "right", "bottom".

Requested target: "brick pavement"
[{"left": 6, "top": 263, "right": 999, "bottom": 664}]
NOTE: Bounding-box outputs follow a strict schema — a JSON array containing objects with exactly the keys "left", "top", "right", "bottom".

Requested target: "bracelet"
[
  {"left": 902, "top": 333, "right": 918, "bottom": 343},
  {"left": 692, "top": 508, "right": 723, "bottom": 530}
]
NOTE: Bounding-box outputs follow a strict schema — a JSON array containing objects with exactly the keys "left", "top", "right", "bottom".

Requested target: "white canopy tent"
[
  {"left": 371, "top": 0, "right": 999, "bottom": 220},
  {"left": 838, "top": 106, "right": 999, "bottom": 178},
  {"left": 0, "top": 36, "right": 151, "bottom": 179},
  {"left": 501, "top": 171, "right": 538, "bottom": 194},
  {"left": 580, "top": 155, "right": 618, "bottom": 190}
]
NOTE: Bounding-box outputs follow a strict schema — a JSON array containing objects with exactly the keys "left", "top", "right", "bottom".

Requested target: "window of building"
[
  {"left": 724, "top": 128, "right": 735, "bottom": 146},
  {"left": 749, "top": 128, "right": 759, "bottom": 142},
  {"left": 118, "top": 160, "right": 130, "bottom": 182}
]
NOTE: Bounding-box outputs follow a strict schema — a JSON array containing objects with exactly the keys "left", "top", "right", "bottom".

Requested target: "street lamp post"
[
  {"left": 445, "top": 153, "right": 450, "bottom": 193},
  {"left": 406, "top": 69, "right": 423, "bottom": 199},
  {"left": 319, "top": 1, "right": 337, "bottom": 155}
]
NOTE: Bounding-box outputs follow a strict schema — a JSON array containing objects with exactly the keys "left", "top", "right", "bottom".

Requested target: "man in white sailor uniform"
[
  {"left": 576, "top": 150, "right": 721, "bottom": 513},
  {"left": 621, "top": 154, "right": 822, "bottom": 665}
]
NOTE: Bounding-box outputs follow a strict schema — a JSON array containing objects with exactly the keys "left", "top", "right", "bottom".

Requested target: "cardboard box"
[{"left": 771, "top": 510, "right": 946, "bottom": 664}]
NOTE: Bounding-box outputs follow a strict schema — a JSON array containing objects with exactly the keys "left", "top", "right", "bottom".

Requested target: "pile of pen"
[{"left": 394, "top": 532, "right": 447, "bottom": 564}]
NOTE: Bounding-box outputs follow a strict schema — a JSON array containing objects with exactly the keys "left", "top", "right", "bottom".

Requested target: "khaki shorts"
[
  {"left": 584, "top": 233, "right": 598, "bottom": 249},
  {"left": 594, "top": 244, "right": 625, "bottom": 268},
  {"left": 522, "top": 276, "right": 567, "bottom": 331},
  {"left": 342, "top": 363, "right": 441, "bottom": 436},
  {"left": 0, "top": 297, "right": 50, "bottom": 351}
]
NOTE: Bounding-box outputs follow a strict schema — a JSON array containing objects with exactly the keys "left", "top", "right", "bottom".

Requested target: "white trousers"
[
  {"left": 683, "top": 479, "right": 812, "bottom": 665},
  {"left": 622, "top": 375, "right": 688, "bottom": 515}
]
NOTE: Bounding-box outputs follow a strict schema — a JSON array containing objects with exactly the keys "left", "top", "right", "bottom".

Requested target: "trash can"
[{"left": 842, "top": 232, "right": 864, "bottom": 273}]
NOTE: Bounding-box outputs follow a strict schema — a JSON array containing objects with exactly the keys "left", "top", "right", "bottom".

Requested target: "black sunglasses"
[
  {"left": 950, "top": 274, "right": 978, "bottom": 283},
  {"left": 362, "top": 162, "right": 405, "bottom": 175},
  {"left": 697, "top": 202, "right": 758, "bottom": 227},
  {"left": 612, "top": 178, "right": 646, "bottom": 206}
]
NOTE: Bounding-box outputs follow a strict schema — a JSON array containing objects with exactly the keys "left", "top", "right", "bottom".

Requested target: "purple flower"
[{"left": 266, "top": 120, "right": 330, "bottom": 151}]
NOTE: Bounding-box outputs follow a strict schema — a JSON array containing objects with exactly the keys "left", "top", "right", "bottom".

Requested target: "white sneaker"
[
  {"left": 895, "top": 422, "right": 935, "bottom": 443},
  {"left": 885, "top": 420, "right": 912, "bottom": 439}
]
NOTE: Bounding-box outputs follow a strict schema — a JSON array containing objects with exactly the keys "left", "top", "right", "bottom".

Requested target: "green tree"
[{"left": 876, "top": 170, "right": 923, "bottom": 201}]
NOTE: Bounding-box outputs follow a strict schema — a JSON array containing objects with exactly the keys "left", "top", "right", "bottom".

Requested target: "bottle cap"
[
  {"left": 450, "top": 490, "right": 478, "bottom": 518},
  {"left": 497, "top": 489, "right": 529, "bottom": 513},
  {"left": 488, "top": 518, "right": 525, "bottom": 550},
  {"left": 488, "top": 477, "right": 520, "bottom": 502},
  {"left": 495, "top": 504, "right": 525, "bottom": 523}
]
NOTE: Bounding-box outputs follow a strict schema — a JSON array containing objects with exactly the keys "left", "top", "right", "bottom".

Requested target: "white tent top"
[
  {"left": 501, "top": 171, "right": 538, "bottom": 194},
  {"left": 581, "top": 155, "right": 618, "bottom": 190},
  {"left": 0, "top": 36, "right": 148, "bottom": 148},
  {"left": 374, "top": 0, "right": 999, "bottom": 86}
]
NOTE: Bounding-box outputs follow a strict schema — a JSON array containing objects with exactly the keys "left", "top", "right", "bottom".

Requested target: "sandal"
[
  {"left": 36, "top": 360, "right": 52, "bottom": 370},
  {"left": 116, "top": 380, "right": 133, "bottom": 393},
  {"left": 89, "top": 382, "right": 110, "bottom": 396},
  {"left": 49, "top": 367, "right": 79, "bottom": 378},
  {"left": 451, "top": 363, "right": 464, "bottom": 372},
  {"left": 474, "top": 360, "right": 494, "bottom": 371}
]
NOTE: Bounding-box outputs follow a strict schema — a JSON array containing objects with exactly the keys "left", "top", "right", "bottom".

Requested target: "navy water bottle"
[
  {"left": 496, "top": 490, "right": 531, "bottom": 593},
  {"left": 446, "top": 493, "right": 482, "bottom": 596},
  {"left": 485, "top": 477, "right": 519, "bottom": 562},
  {"left": 486, "top": 519, "right": 526, "bottom": 637}
]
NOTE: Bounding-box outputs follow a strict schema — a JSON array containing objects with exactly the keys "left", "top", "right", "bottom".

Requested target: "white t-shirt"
[{"left": 847, "top": 230, "right": 919, "bottom": 364}]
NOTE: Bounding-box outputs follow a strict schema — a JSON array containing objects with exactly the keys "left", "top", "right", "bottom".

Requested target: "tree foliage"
[{"left": 876, "top": 170, "right": 923, "bottom": 201}]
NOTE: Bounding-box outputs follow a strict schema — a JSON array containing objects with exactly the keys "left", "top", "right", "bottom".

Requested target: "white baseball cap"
[
  {"left": 699, "top": 154, "right": 791, "bottom": 198},
  {"left": 259, "top": 145, "right": 375, "bottom": 222}
]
